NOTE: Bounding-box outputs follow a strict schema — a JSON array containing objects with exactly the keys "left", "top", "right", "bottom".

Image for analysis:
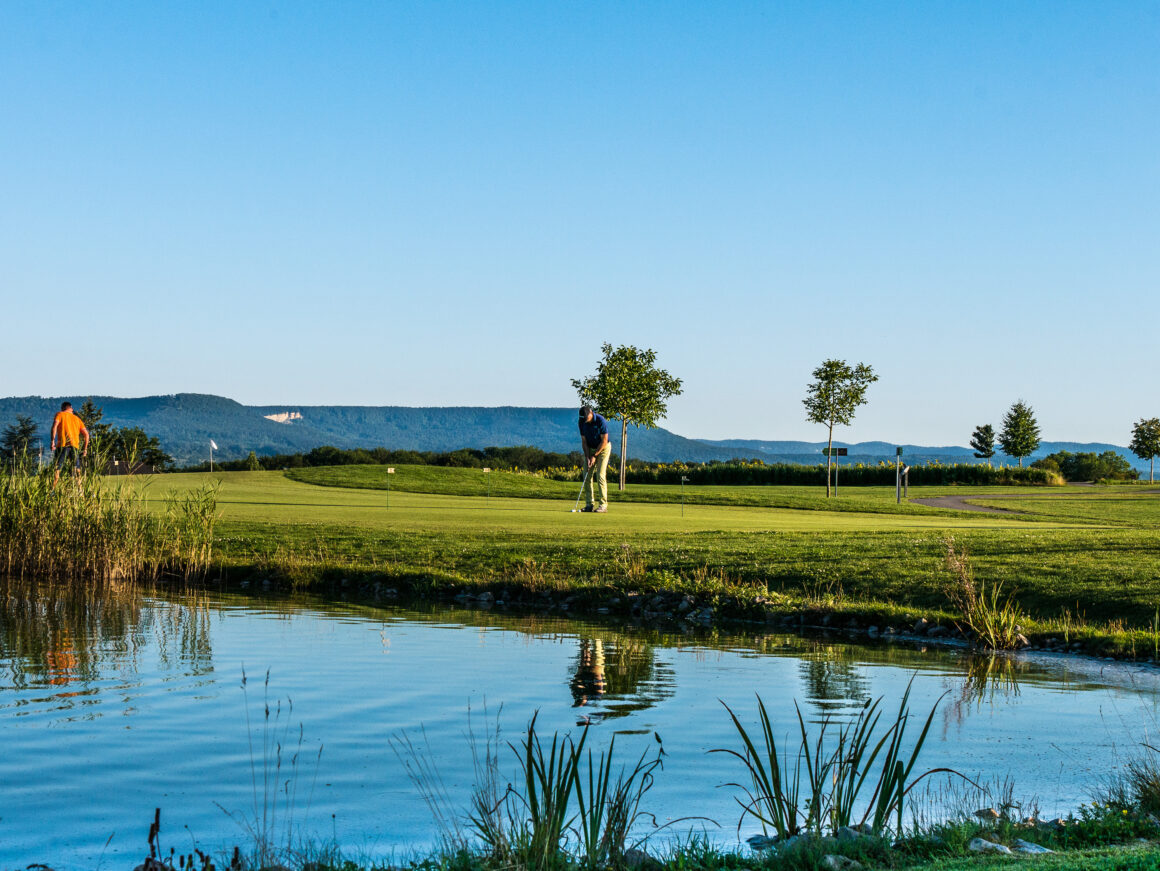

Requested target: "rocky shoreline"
[{"left": 229, "top": 571, "right": 1159, "bottom": 666}]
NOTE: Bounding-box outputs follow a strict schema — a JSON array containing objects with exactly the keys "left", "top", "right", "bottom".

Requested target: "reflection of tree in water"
[
  {"left": 569, "top": 632, "right": 674, "bottom": 724},
  {"left": 0, "top": 580, "right": 214, "bottom": 697},
  {"left": 798, "top": 643, "right": 871, "bottom": 723}
]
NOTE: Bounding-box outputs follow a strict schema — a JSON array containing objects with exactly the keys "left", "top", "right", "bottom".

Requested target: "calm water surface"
[{"left": 2, "top": 581, "right": 1159, "bottom": 870}]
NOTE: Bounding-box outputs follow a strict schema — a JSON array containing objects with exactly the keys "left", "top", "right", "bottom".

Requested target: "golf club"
[{"left": 571, "top": 462, "right": 593, "bottom": 512}]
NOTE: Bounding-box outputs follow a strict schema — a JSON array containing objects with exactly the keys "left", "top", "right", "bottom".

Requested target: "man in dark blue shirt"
[{"left": 578, "top": 405, "right": 611, "bottom": 512}]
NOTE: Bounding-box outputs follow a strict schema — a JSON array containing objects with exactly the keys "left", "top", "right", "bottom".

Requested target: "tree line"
[
  {"left": 0, "top": 399, "right": 174, "bottom": 472},
  {"left": 180, "top": 444, "right": 588, "bottom": 473},
  {"left": 968, "top": 403, "right": 1159, "bottom": 482}
]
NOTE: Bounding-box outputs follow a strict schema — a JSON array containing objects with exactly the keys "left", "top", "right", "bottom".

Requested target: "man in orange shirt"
[{"left": 50, "top": 401, "right": 90, "bottom": 484}]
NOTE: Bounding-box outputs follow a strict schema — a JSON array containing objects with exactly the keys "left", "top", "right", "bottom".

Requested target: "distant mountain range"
[{"left": 0, "top": 393, "right": 1147, "bottom": 470}]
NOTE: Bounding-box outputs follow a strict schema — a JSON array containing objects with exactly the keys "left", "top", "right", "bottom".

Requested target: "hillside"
[
  {"left": 0, "top": 395, "right": 752, "bottom": 465},
  {"left": 0, "top": 394, "right": 1145, "bottom": 470},
  {"left": 0, "top": 395, "right": 345, "bottom": 464},
  {"left": 250, "top": 404, "right": 756, "bottom": 463}
]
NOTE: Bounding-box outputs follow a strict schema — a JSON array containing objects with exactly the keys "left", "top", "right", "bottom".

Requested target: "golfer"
[
  {"left": 578, "top": 405, "right": 610, "bottom": 513},
  {"left": 50, "top": 401, "right": 89, "bottom": 484}
]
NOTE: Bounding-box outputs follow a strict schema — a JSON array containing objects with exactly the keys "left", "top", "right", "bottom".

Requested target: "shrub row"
[{"left": 542, "top": 460, "right": 1062, "bottom": 487}]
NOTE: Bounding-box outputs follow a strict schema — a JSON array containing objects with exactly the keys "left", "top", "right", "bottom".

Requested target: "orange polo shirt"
[{"left": 52, "top": 410, "right": 88, "bottom": 449}]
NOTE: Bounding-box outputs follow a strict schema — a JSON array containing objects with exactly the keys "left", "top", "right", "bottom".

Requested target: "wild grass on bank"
[
  {"left": 942, "top": 537, "right": 1025, "bottom": 650},
  {"left": 1101, "top": 742, "right": 1160, "bottom": 819},
  {"left": 217, "top": 668, "right": 324, "bottom": 869},
  {"left": 348, "top": 700, "right": 1160, "bottom": 871},
  {"left": 401, "top": 712, "right": 668, "bottom": 871},
  {"left": 715, "top": 680, "right": 957, "bottom": 839},
  {"left": 0, "top": 460, "right": 218, "bottom": 582}
]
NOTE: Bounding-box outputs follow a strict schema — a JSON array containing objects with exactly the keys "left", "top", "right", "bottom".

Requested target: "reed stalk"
[
  {"left": 716, "top": 681, "right": 958, "bottom": 839},
  {"left": 509, "top": 712, "right": 588, "bottom": 869},
  {"left": 0, "top": 458, "right": 218, "bottom": 584},
  {"left": 575, "top": 732, "right": 665, "bottom": 868},
  {"left": 943, "top": 536, "right": 1024, "bottom": 650},
  {"left": 219, "top": 668, "right": 322, "bottom": 869}
]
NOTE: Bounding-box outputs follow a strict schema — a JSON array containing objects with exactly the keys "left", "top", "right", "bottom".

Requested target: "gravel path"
[
  {"left": 912, "top": 487, "right": 1160, "bottom": 514},
  {"left": 909, "top": 494, "right": 1022, "bottom": 514}
]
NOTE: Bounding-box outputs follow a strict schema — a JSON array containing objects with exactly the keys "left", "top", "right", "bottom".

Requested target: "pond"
[{"left": 2, "top": 580, "right": 1159, "bottom": 870}]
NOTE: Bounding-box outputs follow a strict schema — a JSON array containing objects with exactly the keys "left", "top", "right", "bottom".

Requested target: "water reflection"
[
  {"left": 0, "top": 579, "right": 215, "bottom": 712},
  {"left": 3, "top": 584, "right": 1160, "bottom": 870},
  {"left": 958, "top": 655, "right": 1021, "bottom": 707},
  {"left": 799, "top": 643, "right": 872, "bottom": 720},
  {"left": 569, "top": 635, "right": 675, "bottom": 724},
  {"left": 571, "top": 637, "right": 606, "bottom": 707},
  {"left": 2, "top": 581, "right": 1137, "bottom": 730}
]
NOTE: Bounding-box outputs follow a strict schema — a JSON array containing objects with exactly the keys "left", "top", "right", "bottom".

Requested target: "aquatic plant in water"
[{"left": 715, "top": 680, "right": 958, "bottom": 839}]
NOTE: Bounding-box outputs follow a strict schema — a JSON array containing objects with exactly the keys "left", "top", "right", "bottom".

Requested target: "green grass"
[
  {"left": 285, "top": 464, "right": 1060, "bottom": 519},
  {"left": 968, "top": 487, "right": 1160, "bottom": 528},
  {"left": 896, "top": 844, "right": 1160, "bottom": 870},
  {"left": 141, "top": 468, "right": 1160, "bottom": 651}
]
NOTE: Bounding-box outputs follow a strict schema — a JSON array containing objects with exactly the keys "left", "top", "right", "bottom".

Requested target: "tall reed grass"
[
  {"left": 218, "top": 668, "right": 323, "bottom": 869},
  {"left": 574, "top": 732, "right": 665, "bottom": 868},
  {"left": 0, "top": 456, "right": 218, "bottom": 583},
  {"left": 401, "top": 711, "right": 668, "bottom": 870},
  {"left": 715, "top": 681, "right": 958, "bottom": 839},
  {"left": 943, "top": 537, "right": 1025, "bottom": 650}
]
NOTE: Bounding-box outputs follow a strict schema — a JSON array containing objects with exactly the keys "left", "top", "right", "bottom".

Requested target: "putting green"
[{"left": 140, "top": 471, "right": 1065, "bottom": 535}]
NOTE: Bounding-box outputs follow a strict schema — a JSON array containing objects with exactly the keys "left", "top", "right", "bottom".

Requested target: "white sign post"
[{"left": 386, "top": 467, "right": 395, "bottom": 509}]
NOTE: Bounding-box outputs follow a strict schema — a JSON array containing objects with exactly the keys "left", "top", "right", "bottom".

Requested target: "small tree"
[
  {"left": 802, "top": 359, "right": 878, "bottom": 497},
  {"left": 1, "top": 415, "right": 40, "bottom": 470},
  {"left": 107, "top": 426, "right": 174, "bottom": 472},
  {"left": 78, "top": 398, "right": 114, "bottom": 447},
  {"left": 572, "top": 343, "right": 683, "bottom": 491},
  {"left": 1130, "top": 417, "right": 1160, "bottom": 483},
  {"left": 998, "top": 400, "right": 1041, "bottom": 467},
  {"left": 969, "top": 424, "right": 995, "bottom": 465},
  {"left": 246, "top": 451, "right": 261, "bottom": 471}
]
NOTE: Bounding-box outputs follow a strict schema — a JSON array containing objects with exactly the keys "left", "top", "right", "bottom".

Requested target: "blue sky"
[{"left": 2, "top": 2, "right": 1157, "bottom": 444}]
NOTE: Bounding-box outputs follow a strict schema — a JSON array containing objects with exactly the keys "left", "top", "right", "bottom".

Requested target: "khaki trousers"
[{"left": 587, "top": 444, "right": 611, "bottom": 508}]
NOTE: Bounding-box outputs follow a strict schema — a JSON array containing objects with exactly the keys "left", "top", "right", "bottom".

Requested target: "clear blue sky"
[{"left": 3, "top": 2, "right": 1156, "bottom": 444}]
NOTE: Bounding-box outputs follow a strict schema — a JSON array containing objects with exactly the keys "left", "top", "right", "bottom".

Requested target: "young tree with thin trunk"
[
  {"left": 572, "top": 343, "right": 683, "bottom": 491},
  {"left": 998, "top": 400, "right": 1041, "bottom": 467},
  {"left": 1130, "top": 417, "right": 1160, "bottom": 483},
  {"left": 802, "top": 359, "right": 878, "bottom": 497},
  {"left": 970, "top": 424, "right": 996, "bottom": 465}
]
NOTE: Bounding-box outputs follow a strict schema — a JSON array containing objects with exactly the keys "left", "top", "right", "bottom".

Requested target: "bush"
[
  {"left": 1033, "top": 450, "right": 1138, "bottom": 482},
  {"left": 549, "top": 460, "right": 1062, "bottom": 487}
]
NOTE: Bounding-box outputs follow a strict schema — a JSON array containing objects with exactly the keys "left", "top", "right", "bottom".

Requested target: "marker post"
[
  {"left": 386, "top": 467, "right": 395, "bottom": 509},
  {"left": 483, "top": 467, "right": 491, "bottom": 506},
  {"left": 895, "top": 448, "right": 903, "bottom": 504},
  {"left": 681, "top": 475, "right": 689, "bottom": 517},
  {"left": 823, "top": 447, "right": 848, "bottom": 495}
]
